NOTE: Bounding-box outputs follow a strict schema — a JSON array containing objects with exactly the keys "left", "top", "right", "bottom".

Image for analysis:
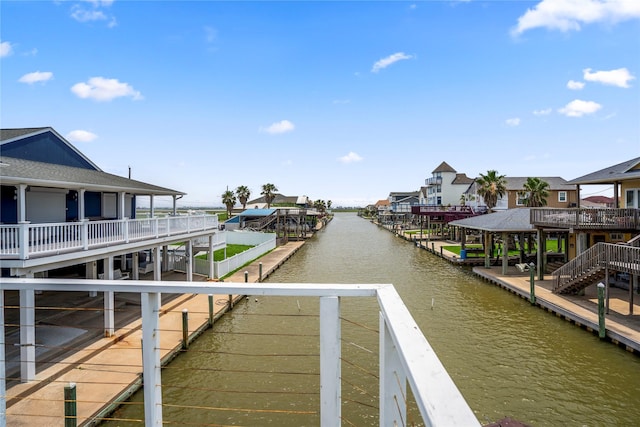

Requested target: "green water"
[{"left": 106, "top": 212, "right": 640, "bottom": 426}]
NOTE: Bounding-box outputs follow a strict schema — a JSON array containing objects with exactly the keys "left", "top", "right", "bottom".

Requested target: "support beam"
[
  {"left": 185, "top": 240, "right": 193, "bottom": 282},
  {"left": 208, "top": 235, "right": 215, "bottom": 279},
  {"left": 132, "top": 251, "right": 140, "bottom": 280},
  {"left": 501, "top": 232, "right": 508, "bottom": 276},
  {"left": 153, "top": 246, "right": 162, "bottom": 282},
  {"left": 104, "top": 257, "right": 115, "bottom": 337},
  {"left": 320, "top": 296, "right": 341, "bottom": 427},
  {"left": 141, "top": 292, "right": 163, "bottom": 426},
  {"left": 379, "top": 312, "right": 406, "bottom": 426}
]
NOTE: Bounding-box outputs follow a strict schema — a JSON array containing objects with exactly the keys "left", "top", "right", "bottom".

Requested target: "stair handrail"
[
  {"left": 552, "top": 243, "right": 606, "bottom": 292},
  {"left": 625, "top": 233, "right": 640, "bottom": 247}
]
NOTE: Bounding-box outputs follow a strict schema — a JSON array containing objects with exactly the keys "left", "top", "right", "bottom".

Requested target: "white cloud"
[
  {"left": 533, "top": 108, "right": 552, "bottom": 115},
  {"left": 371, "top": 52, "right": 413, "bottom": 73},
  {"left": 259, "top": 120, "right": 295, "bottom": 135},
  {"left": 204, "top": 26, "right": 217, "bottom": 43},
  {"left": 512, "top": 0, "right": 640, "bottom": 35},
  {"left": 18, "top": 71, "right": 53, "bottom": 84},
  {"left": 71, "top": 77, "right": 143, "bottom": 102},
  {"left": 70, "top": 1, "right": 117, "bottom": 27},
  {"left": 338, "top": 151, "right": 363, "bottom": 164},
  {"left": 66, "top": 130, "right": 98, "bottom": 143},
  {"left": 505, "top": 118, "right": 521, "bottom": 126},
  {"left": 583, "top": 67, "right": 635, "bottom": 88},
  {"left": 567, "top": 80, "right": 585, "bottom": 90},
  {"left": 0, "top": 41, "right": 13, "bottom": 57},
  {"left": 558, "top": 99, "right": 602, "bottom": 117}
]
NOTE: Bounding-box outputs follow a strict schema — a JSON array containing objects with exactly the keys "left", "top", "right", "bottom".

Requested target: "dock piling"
[
  {"left": 529, "top": 265, "right": 536, "bottom": 305},
  {"left": 64, "top": 382, "right": 77, "bottom": 427},
  {"left": 208, "top": 294, "right": 214, "bottom": 326},
  {"left": 598, "top": 283, "right": 606, "bottom": 339},
  {"left": 182, "top": 309, "right": 189, "bottom": 349}
]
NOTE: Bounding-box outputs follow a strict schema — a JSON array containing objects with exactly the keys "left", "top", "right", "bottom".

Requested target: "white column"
[
  {"left": 19, "top": 278, "right": 36, "bottom": 382},
  {"left": 133, "top": 251, "right": 140, "bottom": 280},
  {"left": 104, "top": 257, "right": 115, "bottom": 337},
  {"left": 379, "top": 312, "right": 406, "bottom": 426},
  {"left": 150, "top": 195, "right": 155, "bottom": 218},
  {"left": 87, "top": 261, "right": 98, "bottom": 297},
  {"left": 141, "top": 292, "right": 163, "bottom": 425},
  {"left": 501, "top": 232, "right": 509, "bottom": 276},
  {"left": 118, "top": 192, "right": 126, "bottom": 219},
  {"left": 78, "top": 189, "right": 86, "bottom": 220},
  {"left": 153, "top": 246, "right": 162, "bottom": 281},
  {"left": 208, "top": 235, "right": 215, "bottom": 279},
  {"left": 185, "top": 240, "right": 193, "bottom": 282},
  {"left": 17, "top": 184, "right": 27, "bottom": 222},
  {"left": 319, "top": 296, "right": 341, "bottom": 427}
]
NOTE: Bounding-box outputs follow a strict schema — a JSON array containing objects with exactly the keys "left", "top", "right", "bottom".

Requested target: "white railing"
[
  {"left": 0, "top": 278, "right": 481, "bottom": 427},
  {"left": 0, "top": 214, "right": 219, "bottom": 260}
]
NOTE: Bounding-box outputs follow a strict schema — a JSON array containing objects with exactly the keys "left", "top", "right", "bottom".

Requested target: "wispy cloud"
[
  {"left": 259, "top": 120, "right": 295, "bottom": 135},
  {"left": 558, "top": 99, "right": 602, "bottom": 117},
  {"left": 505, "top": 118, "right": 521, "bottom": 127},
  {"left": 338, "top": 151, "right": 363, "bottom": 164},
  {"left": 371, "top": 52, "right": 413, "bottom": 73},
  {"left": 567, "top": 80, "right": 584, "bottom": 90},
  {"left": 512, "top": 0, "right": 640, "bottom": 36},
  {"left": 533, "top": 108, "right": 552, "bottom": 116},
  {"left": 70, "top": 0, "right": 117, "bottom": 27},
  {"left": 66, "top": 130, "right": 98, "bottom": 143},
  {"left": 71, "top": 77, "right": 143, "bottom": 102},
  {"left": 583, "top": 67, "right": 635, "bottom": 88},
  {"left": 204, "top": 26, "right": 217, "bottom": 43},
  {"left": 0, "top": 41, "right": 13, "bottom": 57},
  {"left": 18, "top": 71, "right": 53, "bottom": 84},
  {"left": 332, "top": 99, "right": 351, "bottom": 105}
]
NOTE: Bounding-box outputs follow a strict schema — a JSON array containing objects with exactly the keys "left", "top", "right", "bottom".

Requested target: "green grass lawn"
[
  {"left": 195, "top": 244, "right": 253, "bottom": 261},
  {"left": 443, "top": 239, "right": 560, "bottom": 257}
]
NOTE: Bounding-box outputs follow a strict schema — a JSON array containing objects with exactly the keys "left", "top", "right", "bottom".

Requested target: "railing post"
[
  {"left": 18, "top": 221, "right": 30, "bottom": 260},
  {"left": 81, "top": 219, "right": 89, "bottom": 250},
  {"left": 123, "top": 218, "right": 130, "bottom": 243},
  {"left": 141, "top": 292, "right": 163, "bottom": 425},
  {"left": 380, "top": 312, "right": 406, "bottom": 426},
  {"left": 319, "top": 296, "right": 341, "bottom": 427},
  {"left": 19, "top": 285, "right": 36, "bottom": 382},
  {"left": 64, "top": 382, "right": 77, "bottom": 427}
]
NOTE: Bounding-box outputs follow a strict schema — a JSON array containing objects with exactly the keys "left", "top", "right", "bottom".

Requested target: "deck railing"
[
  {"left": 531, "top": 208, "right": 640, "bottom": 230},
  {"left": 0, "top": 279, "right": 480, "bottom": 427},
  {"left": 0, "top": 214, "right": 219, "bottom": 260},
  {"left": 552, "top": 242, "right": 640, "bottom": 292}
]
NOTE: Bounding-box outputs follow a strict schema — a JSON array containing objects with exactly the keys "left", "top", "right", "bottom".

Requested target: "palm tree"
[
  {"left": 314, "top": 199, "right": 327, "bottom": 213},
  {"left": 327, "top": 200, "right": 332, "bottom": 210},
  {"left": 221, "top": 189, "right": 237, "bottom": 218},
  {"left": 235, "top": 185, "right": 251, "bottom": 210},
  {"left": 476, "top": 170, "right": 507, "bottom": 212},
  {"left": 261, "top": 183, "right": 278, "bottom": 208},
  {"left": 520, "top": 177, "right": 550, "bottom": 207}
]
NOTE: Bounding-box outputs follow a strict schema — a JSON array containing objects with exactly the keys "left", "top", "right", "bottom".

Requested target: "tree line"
[{"left": 221, "top": 184, "right": 332, "bottom": 218}]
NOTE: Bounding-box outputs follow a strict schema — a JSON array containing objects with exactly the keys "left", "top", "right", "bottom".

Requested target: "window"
[
  {"left": 516, "top": 192, "right": 527, "bottom": 206},
  {"left": 558, "top": 191, "right": 567, "bottom": 202},
  {"left": 626, "top": 189, "right": 639, "bottom": 208}
]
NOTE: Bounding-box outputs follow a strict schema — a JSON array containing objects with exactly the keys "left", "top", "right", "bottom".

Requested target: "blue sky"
[{"left": 2, "top": 0, "right": 639, "bottom": 207}]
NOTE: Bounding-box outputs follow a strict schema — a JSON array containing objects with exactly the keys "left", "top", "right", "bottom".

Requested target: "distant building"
[
  {"left": 492, "top": 177, "right": 577, "bottom": 210},
  {"left": 424, "top": 161, "right": 474, "bottom": 206},
  {"left": 388, "top": 191, "right": 420, "bottom": 213},
  {"left": 582, "top": 196, "right": 615, "bottom": 208}
]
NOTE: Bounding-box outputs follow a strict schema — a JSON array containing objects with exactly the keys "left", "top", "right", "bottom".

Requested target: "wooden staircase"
[{"left": 552, "top": 239, "right": 640, "bottom": 294}]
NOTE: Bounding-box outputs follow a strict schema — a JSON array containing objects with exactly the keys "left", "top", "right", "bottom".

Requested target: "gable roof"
[
  {"left": 449, "top": 208, "right": 534, "bottom": 232},
  {"left": 504, "top": 177, "right": 574, "bottom": 191},
  {"left": 452, "top": 173, "right": 474, "bottom": 185},
  {"left": 432, "top": 161, "right": 456, "bottom": 174},
  {"left": 1, "top": 127, "right": 100, "bottom": 170},
  {"left": 568, "top": 157, "right": 640, "bottom": 185},
  {"left": 0, "top": 156, "right": 184, "bottom": 196}
]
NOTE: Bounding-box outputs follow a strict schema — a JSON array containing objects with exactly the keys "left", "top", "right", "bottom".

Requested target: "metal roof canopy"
[{"left": 449, "top": 208, "right": 535, "bottom": 233}]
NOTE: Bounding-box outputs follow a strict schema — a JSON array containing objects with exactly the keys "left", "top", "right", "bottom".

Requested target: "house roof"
[
  {"left": 239, "top": 209, "right": 276, "bottom": 217},
  {"left": 583, "top": 195, "right": 614, "bottom": 204},
  {"left": 432, "top": 161, "right": 456, "bottom": 174},
  {"left": 0, "top": 156, "right": 184, "bottom": 196},
  {"left": 389, "top": 191, "right": 419, "bottom": 197},
  {"left": 452, "top": 173, "right": 474, "bottom": 185},
  {"left": 568, "top": 157, "right": 640, "bottom": 185},
  {"left": 247, "top": 194, "right": 302, "bottom": 205},
  {"left": 449, "top": 208, "right": 534, "bottom": 232},
  {"left": 504, "top": 177, "right": 574, "bottom": 191}
]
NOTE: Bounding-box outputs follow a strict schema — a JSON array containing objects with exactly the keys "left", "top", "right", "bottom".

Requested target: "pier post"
[
  {"left": 259, "top": 262, "right": 263, "bottom": 282},
  {"left": 320, "top": 296, "right": 341, "bottom": 427},
  {"left": 529, "top": 265, "right": 536, "bottom": 305},
  {"left": 598, "top": 283, "right": 606, "bottom": 339},
  {"left": 244, "top": 271, "right": 249, "bottom": 283},
  {"left": 208, "top": 294, "right": 214, "bottom": 326},
  {"left": 229, "top": 294, "right": 234, "bottom": 309},
  {"left": 182, "top": 309, "right": 189, "bottom": 349},
  {"left": 64, "top": 382, "right": 77, "bottom": 427},
  {"left": 141, "top": 292, "right": 163, "bottom": 425}
]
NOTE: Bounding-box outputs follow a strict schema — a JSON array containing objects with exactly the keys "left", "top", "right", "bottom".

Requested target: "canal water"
[{"left": 108, "top": 212, "right": 640, "bottom": 426}]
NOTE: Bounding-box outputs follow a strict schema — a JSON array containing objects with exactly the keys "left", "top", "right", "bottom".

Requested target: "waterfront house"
[
  {"left": 492, "top": 177, "right": 577, "bottom": 211},
  {"left": 424, "top": 161, "right": 475, "bottom": 207},
  {"left": 0, "top": 127, "right": 223, "bottom": 381}
]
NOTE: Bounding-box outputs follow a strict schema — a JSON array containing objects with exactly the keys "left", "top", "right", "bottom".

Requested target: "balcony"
[
  {"left": 425, "top": 176, "right": 442, "bottom": 186},
  {"left": 530, "top": 208, "right": 640, "bottom": 231},
  {"left": 0, "top": 214, "right": 219, "bottom": 260},
  {"left": 0, "top": 278, "right": 481, "bottom": 426}
]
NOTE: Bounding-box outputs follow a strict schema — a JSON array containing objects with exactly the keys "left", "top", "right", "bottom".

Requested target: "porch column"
[
  {"left": 208, "top": 235, "right": 215, "bottom": 279},
  {"left": 150, "top": 195, "right": 155, "bottom": 218},
  {"left": 319, "top": 296, "right": 341, "bottom": 427},
  {"left": 501, "top": 232, "right": 509, "bottom": 275},
  {"left": 78, "top": 189, "right": 86, "bottom": 220},
  {"left": 172, "top": 195, "right": 178, "bottom": 216},
  {"left": 153, "top": 246, "right": 162, "bottom": 281},
  {"left": 17, "top": 184, "right": 27, "bottom": 222},
  {"left": 536, "top": 230, "right": 544, "bottom": 280},
  {"left": 575, "top": 184, "right": 581, "bottom": 209},
  {"left": 87, "top": 261, "right": 98, "bottom": 297},
  {"left": 132, "top": 252, "right": 140, "bottom": 280},
  {"left": 141, "top": 292, "right": 163, "bottom": 425},
  {"left": 19, "top": 274, "right": 36, "bottom": 382},
  {"left": 484, "top": 231, "right": 491, "bottom": 268},
  {"left": 613, "top": 182, "right": 619, "bottom": 208},
  {"left": 118, "top": 192, "right": 126, "bottom": 219},
  {"left": 185, "top": 240, "right": 193, "bottom": 282},
  {"left": 162, "top": 245, "right": 169, "bottom": 272},
  {"left": 104, "top": 256, "right": 115, "bottom": 337}
]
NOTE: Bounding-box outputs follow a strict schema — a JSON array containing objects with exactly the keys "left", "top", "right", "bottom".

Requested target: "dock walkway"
[{"left": 4, "top": 241, "right": 305, "bottom": 426}]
